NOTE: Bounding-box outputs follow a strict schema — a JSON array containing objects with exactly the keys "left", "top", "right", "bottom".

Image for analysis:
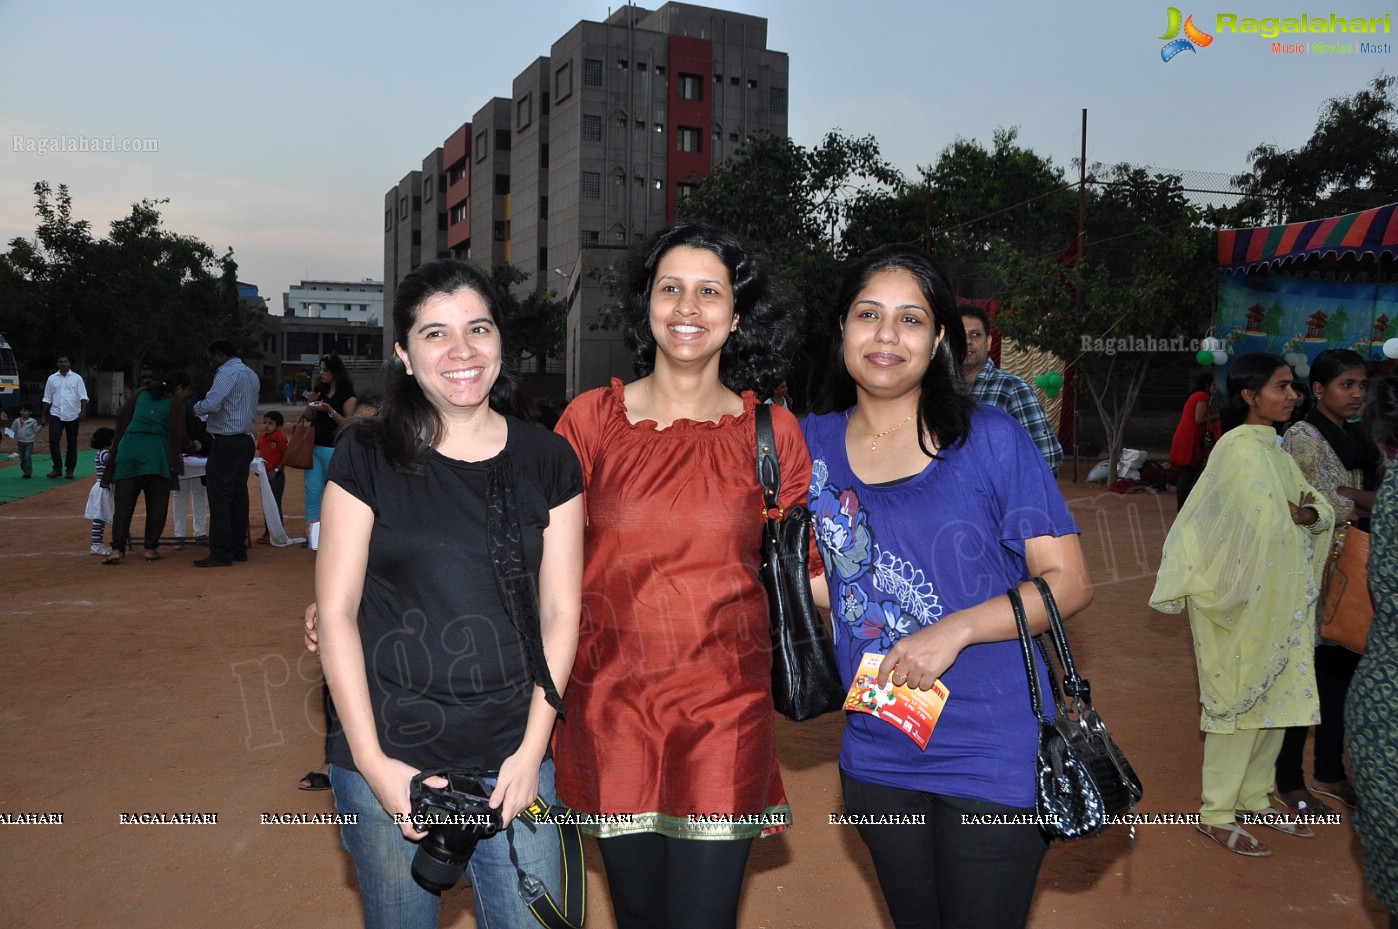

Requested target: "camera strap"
[{"left": 510, "top": 795, "right": 587, "bottom": 929}]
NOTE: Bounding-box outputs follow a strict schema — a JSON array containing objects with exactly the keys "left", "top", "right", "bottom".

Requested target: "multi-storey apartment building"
[{"left": 383, "top": 3, "right": 788, "bottom": 395}]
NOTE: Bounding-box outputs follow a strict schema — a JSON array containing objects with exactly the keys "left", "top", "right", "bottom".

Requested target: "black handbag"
[
  {"left": 755, "top": 404, "right": 844, "bottom": 721},
  {"left": 1010, "top": 577, "right": 1142, "bottom": 840}
]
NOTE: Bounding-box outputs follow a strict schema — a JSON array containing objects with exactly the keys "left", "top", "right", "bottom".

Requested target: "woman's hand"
[
  {"left": 358, "top": 753, "right": 441, "bottom": 840},
  {"left": 304, "top": 602, "right": 319, "bottom": 654},
  {"left": 1289, "top": 491, "right": 1319, "bottom": 526},
  {"left": 877, "top": 618, "right": 972, "bottom": 691},
  {"left": 490, "top": 748, "right": 544, "bottom": 825}
]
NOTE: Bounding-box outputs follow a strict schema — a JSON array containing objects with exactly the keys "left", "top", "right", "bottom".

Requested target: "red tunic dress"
[{"left": 552, "top": 380, "right": 817, "bottom": 839}]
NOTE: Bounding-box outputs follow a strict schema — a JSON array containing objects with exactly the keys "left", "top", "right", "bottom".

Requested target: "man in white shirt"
[{"left": 41, "top": 354, "right": 89, "bottom": 479}]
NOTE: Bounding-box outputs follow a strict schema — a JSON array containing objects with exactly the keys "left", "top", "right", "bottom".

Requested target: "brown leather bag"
[
  {"left": 284, "top": 421, "right": 315, "bottom": 470},
  {"left": 1321, "top": 527, "right": 1373, "bottom": 653}
]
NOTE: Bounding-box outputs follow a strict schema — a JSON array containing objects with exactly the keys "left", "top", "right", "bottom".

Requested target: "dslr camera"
[{"left": 408, "top": 769, "right": 504, "bottom": 892}]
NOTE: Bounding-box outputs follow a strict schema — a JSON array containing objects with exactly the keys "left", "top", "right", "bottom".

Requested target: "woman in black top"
[
  {"left": 302, "top": 353, "right": 357, "bottom": 541},
  {"left": 316, "top": 260, "right": 583, "bottom": 929}
]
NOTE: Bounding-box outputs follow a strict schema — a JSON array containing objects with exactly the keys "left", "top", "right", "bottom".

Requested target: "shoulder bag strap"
[
  {"left": 1010, "top": 586, "right": 1049, "bottom": 724},
  {"left": 1031, "top": 576, "right": 1091, "bottom": 703}
]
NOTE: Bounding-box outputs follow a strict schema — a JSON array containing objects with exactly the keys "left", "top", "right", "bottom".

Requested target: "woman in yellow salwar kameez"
[{"left": 1151, "top": 353, "right": 1334, "bottom": 858}]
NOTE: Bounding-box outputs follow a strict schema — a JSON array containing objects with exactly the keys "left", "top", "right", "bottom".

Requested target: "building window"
[
  {"left": 423, "top": 175, "right": 433, "bottom": 201},
  {"left": 655, "top": 64, "right": 665, "bottom": 75},
  {"left": 539, "top": 196, "right": 548, "bottom": 219},
  {"left": 493, "top": 221, "right": 507, "bottom": 242},
  {"left": 384, "top": 209, "right": 392, "bottom": 231},
  {"left": 475, "top": 130, "right": 487, "bottom": 161},
  {"left": 582, "top": 230, "right": 600, "bottom": 244},
  {"left": 615, "top": 113, "right": 628, "bottom": 128},
  {"left": 581, "top": 171, "right": 601, "bottom": 199},
  {"left": 769, "top": 87, "right": 787, "bottom": 114},
  {"left": 540, "top": 143, "right": 549, "bottom": 168},
  {"left": 678, "top": 73, "right": 702, "bottom": 100},
  {"left": 747, "top": 78, "right": 758, "bottom": 89},
  {"left": 652, "top": 178, "right": 663, "bottom": 190},
  {"left": 399, "top": 196, "right": 408, "bottom": 219},
  {"left": 730, "top": 75, "right": 740, "bottom": 86},
  {"left": 616, "top": 57, "right": 628, "bottom": 69},
  {"left": 613, "top": 172, "right": 625, "bottom": 187},
  {"left": 677, "top": 182, "right": 698, "bottom": 200},
  {"left": 495, "top": 174, "right": 510, "bottom": 195},
  {"left": 582, "top": 114, "right": 602, "bottom": 141},
  {"left": 729, "top": 131, "right": 739, "bottom": 142},
  {"left": 613, "top": 228, "right": 626, "bottom": 242},
  {"left": 634, "top": 118, "right": 646, "bottom": 130},
  {"left": 653, "top": 122, "right": 663, "bottom": 133},
  {"left": 678, "top": 126, "right": 702, "bottom": 153},
  {"left": 634, "top": 174, "right": 644, "bottom": 187},
  {"left": 713, "top": 73, "right": 722, "bottom": 83},
  {"left": 517, "top": 95, "right": 532, "bottom": 130},
  {"left": 555, "top": 61, "right": 573, "bottom": 101},
  {"left": 583, "top": 58, "right": 602, "bottom": 86},
  {"left": 541, "top": 92, "right": 549, "bottom": 115},
  {"left": 451, "top": 204, "right": 468, "bottom": 224},
  {"left": 495, "top": 129, "right": 511, "bottom": 151},
  {"left": 538, "top": 247, "right": 548, "bottom": 272},
  {"left": 634, "top": 60, "right": 646, "bottom": 71}
]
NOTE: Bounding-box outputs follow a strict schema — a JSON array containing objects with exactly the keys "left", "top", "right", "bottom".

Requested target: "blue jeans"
[
  {"left": 304, "top": 444, "right": 335, "bottom": 523},
  {"left": 331, "top": 760, "right": 561, "bottom": 929},
  {"left": 18, "top": 441, "right": 33, "bottom": 476}
]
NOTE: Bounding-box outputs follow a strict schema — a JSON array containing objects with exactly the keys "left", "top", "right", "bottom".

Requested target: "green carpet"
[{"left": 0, "top": 449, "right": 96, "bottom": 504}]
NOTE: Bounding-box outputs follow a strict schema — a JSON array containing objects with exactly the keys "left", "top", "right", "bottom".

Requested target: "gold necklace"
[{"left": 852, "top": 412, "right": 915, "bottom": 451}]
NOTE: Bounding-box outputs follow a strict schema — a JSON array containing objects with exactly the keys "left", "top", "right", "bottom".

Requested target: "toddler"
[
  {"left": 86, "top": 427, "right": 116, "bottom": 555},
  {"left": 11, "top": 404, "right": 41, "bottom": 478},
  {"left": 255, "top": 410, "right": 288, "bottom": 544}
]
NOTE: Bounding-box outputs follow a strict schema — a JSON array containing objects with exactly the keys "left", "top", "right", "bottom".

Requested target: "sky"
[{"left": 1, "top": 0, "right": 1392, "bottom": 306}]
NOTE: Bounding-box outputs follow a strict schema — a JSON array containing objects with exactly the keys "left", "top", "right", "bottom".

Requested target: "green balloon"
[{"left": 1196, "top": 350, "right": 1213, "bottom": 365}]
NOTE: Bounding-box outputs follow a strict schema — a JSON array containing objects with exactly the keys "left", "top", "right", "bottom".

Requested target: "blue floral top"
[{"left": 803, "top": 405, "right": 1079, "bottom": 807}]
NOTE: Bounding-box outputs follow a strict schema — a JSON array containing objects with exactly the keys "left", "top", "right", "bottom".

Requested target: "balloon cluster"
[
  {"left": 1195, "top": 336, "right": 1229, "bottom": 366},
  {"left": 1283, "top": 351, "right": 1311, "bottom": 379},
  {"left": 1034, "top": 371, "right": 1064, "bottom": 398}
]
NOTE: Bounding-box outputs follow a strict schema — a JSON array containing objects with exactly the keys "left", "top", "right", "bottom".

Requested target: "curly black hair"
[{"left": 623, "top": 220, "right": 796, "bottom": 396}]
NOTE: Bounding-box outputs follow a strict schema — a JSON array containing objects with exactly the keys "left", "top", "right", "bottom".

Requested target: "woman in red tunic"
[
  {"left": 553, "top": 221, "right": 814, "bottom": 929},
  {"left": 1170, "top": 371, "right": 1218, "bottom": 508}
]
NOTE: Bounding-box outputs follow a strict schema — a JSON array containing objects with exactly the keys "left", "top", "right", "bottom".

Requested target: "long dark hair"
[
  {"left": 357, "top": 259, "right": 520, "bottom": 473},
  {"left": 823, "top": 245, "right": 974, "bottom": 457},
  {"left": 148, "top": 369, "right": 191, "bottom": 402},
  {"left": 624, "top": 220, "right": 796, "bottom": 395},
  {"left": 1221, "top": 352, "right": 1287, "bottom": 433},
  {"left": 319, "top": 353, "right": 356, "bottom": 399},
  {"left": 1367, "top": 374, "right": 1398, "bottom": 451}
]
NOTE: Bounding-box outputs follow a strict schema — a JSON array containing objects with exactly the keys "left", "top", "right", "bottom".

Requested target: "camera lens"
[{"left": 411, "top": 828, "right": 481, "bottom": 892}]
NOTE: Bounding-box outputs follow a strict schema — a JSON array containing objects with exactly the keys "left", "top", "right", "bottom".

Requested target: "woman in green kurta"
[
  {"left": 1345, "top": 374, "right": 1398, "bottom": 926},
  {"left": 102, "top": 371, "right": 190, "bottom": 564},
  {"left": 1151, "top": 353, "right": 1333, "bottom": 858}
]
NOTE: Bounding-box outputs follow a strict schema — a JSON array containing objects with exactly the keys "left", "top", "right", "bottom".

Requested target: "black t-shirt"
[
  {"left": 324, "top": 416, "right": 583, "bottom": 773},
  {"left": 312, "top": 390, "right": 356, "bottom": 447}
]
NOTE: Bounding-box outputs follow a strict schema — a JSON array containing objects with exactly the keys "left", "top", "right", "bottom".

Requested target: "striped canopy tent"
[{"left": 1217, "top": 201, "right": 1398, "bottom": 275}]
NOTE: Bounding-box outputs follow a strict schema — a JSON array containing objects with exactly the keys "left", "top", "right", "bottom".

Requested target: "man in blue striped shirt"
[
  {"left": 192, "top": 339, "right": 261, "bottom": 567},
  {"left": 960, "top": 305, "right": 1063, "bottom": 477}
]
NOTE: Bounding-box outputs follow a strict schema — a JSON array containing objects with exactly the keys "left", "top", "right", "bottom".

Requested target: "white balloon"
[
  {"left": 1284, "top": 351, "right": 1304, "bottom": 366},
  {"left": 1295, "top": 363, "right": 1311, "bottom": 378},
  {"left": 1212, "top": 350, "right": 1228, "bottom": 366},
  {"left": 1385, "top": 338, "right": 1398, "bottom": 359},
  {"left": 1201, "top": 337, "right": 1219, "bottom": 353}
]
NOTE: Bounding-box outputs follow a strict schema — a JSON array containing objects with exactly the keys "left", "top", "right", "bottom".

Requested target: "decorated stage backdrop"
[{"left": 1217, "top": 273, "right": 1398, "bottom": 364}]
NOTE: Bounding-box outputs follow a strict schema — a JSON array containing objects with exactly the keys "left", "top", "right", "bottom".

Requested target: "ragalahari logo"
[{"left": 1160, "top": 7, "right": 1214, "bottom": 60}]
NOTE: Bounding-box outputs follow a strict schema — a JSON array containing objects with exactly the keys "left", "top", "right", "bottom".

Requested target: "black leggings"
[
  {"left": 597, "top": 832, "right": 753, "bottom": 929},
  {"left": 841, "top": 771, "right": 1048, "bottom": 929},
  {"left": 1276, "top": 644, "right": 1361, "bottom": 790}
]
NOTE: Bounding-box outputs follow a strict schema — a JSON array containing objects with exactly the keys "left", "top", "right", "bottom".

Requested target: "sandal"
[
  {"left": 1238, "top": 808, "right": 1315, "bottom": 838},
  {"left": 1311, "top": 779, "right": 1358, "bottom": 808},
  {"left": 1273, "top": 788, "right": 1333, "bottom": 817},
  {"left": 102, "top": 553, "right": 124, "bottom": 565},
  {"left": 1197, "top": 822, "right": 1271, "bottom": 857},
  {"left": 298, "top": 770, "right": 331, "bottom": 791},
  {"left": 143, "top": 550, "right": 161, "bottom": 562}
]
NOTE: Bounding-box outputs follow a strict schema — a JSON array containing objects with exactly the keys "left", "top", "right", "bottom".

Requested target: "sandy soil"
[{"left": 0, "top": 415, "right": 1388, "bottom": 928}]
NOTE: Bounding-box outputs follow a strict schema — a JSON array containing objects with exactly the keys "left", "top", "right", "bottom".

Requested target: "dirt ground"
[{"left": 1, "top": 414, "right": 1389, "bottom": 929}]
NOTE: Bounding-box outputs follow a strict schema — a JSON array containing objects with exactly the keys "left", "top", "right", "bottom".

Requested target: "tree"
[
  {"left": 993, "top": 164, "right": 1217, "bottom": 481},
  {"left": 0, "top": 184, "right": 238, "bottom": 381},
  {"left": 1233, "top": 74, "right": 1398, "bottom": 221},
  {"left": 679, "top": 131, "right": 903, "bottom": 401},
  {"left": 489, "top": 265, "right": 568, "bottom": 373}
]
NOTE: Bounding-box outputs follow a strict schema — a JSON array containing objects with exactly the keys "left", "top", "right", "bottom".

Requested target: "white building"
[{"left": 283, "top": 279, "right": 384, "bottom": 325}]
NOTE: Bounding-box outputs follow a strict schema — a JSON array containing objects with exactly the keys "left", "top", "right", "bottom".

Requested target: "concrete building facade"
[{"left": 384, "top": 3, "right": 788, "bottom": 396}]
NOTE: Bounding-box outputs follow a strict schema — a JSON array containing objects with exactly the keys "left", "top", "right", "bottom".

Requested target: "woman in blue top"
[{"left": 804, "top": 245, "right": 1093, "bottom": 929}]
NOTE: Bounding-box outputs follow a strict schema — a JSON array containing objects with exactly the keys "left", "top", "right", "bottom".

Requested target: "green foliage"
[
  {"left": 1233, "top": 74, "right": 1398, "bottom": 221},
  {"left": 0, "top": 183, "right": 241, "bottom": 382},
  {"left": 489, "top": 264, "right": 568, "bottom": 369},
  {"left": 678, "top": 131, "right": 902, "bottom": 401}
]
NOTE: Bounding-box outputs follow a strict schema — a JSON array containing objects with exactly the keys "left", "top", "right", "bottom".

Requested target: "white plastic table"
[{"left": 177, "top": 457, "right": 305, "bottom": 547}]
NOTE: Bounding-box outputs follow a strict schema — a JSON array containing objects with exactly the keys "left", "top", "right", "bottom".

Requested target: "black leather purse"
[
  {"left": 1010, "top": 578, "right": 1142, "bottom": 840},
  {"left": 755, "top": 404, "right": 843, "bottom": 721}
]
